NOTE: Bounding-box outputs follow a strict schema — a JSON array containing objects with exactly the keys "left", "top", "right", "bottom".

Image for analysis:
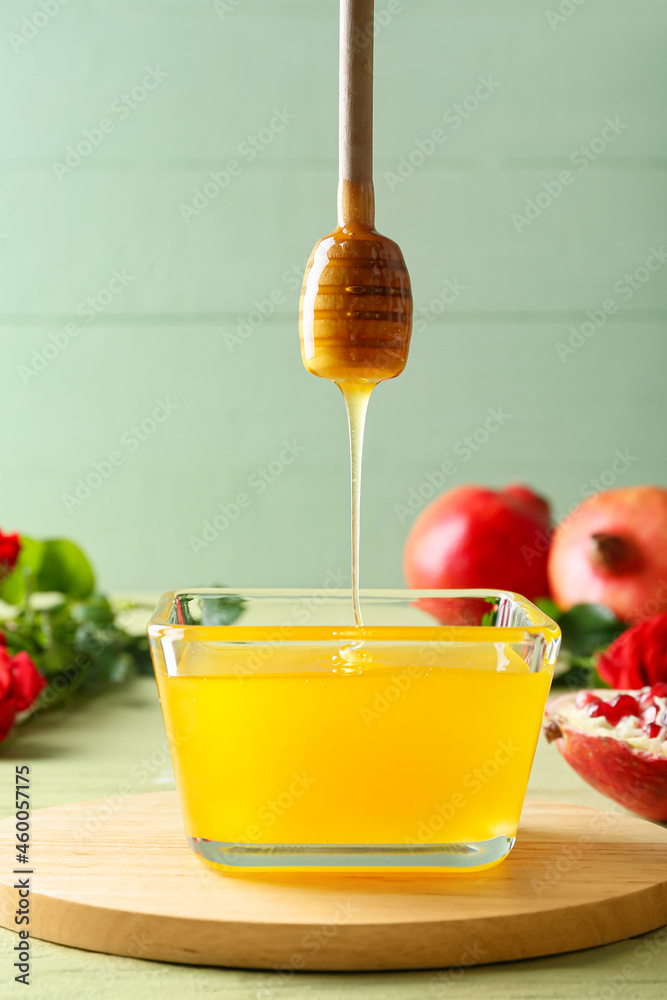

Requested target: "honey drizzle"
[{"left": 337, "top": 377, "right": 376, "bottom": 627}]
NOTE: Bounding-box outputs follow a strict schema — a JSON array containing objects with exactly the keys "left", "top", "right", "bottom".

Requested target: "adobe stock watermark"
[
  {"left": 61, "top": 398, "right": 178, "bottom": 513},
  {"left": 37, "top": 647, "right": 103, "bottom": 709},
  {"left": 385, "top": 75, "right": 501, "bottom": 190},
  {"left": 51, "top": 67, "right": 168, "bottom": 180},
  {"left": 545, "top": 0, "right": 588, "bottom": 32},
  {"left": 223, "top": 253, "right": 310, "bottom": 353},
  {"left": 224, "top": 290, "right": 287, "bottom": 351},
  {"left": 350, "top": 0, "right": 414, "bottom": 53},
  {"left": 555, "top": 245, "right": 667, "bottom": 362},
  {"left": 531, "top": 803, "right": 623, "bottom": 897},
  {"left": 72, "top": 733, "right": 188, "bottom": 845},
  {"left": 511, "top": 116, "right": 628, "bottom": 234},
  {"left": 227, "top": 569, "right": 348, "bottom": 681},
  {"left": 403, "top": 738, "right": 522, "bottom": 848},
  {"left": 213, "top": 0, "right": 244, "bottom": 20},
  {"left": 255, "top": 899, "right": 360, "bottom": 995},
  {"left": 413, "top": 276, "right": 467, "bottom": 333},
  {"left": 359, "top": 646, "right": 441, "bottom": 727},
  {"left": 426, "top": 941, "right": 487, "bottom": 993},
  {"left": 521, "top": 448, "right": 638, "bottom": 568},
  {"left": 8, "top": 0, "right": 72, "bottom": 54},
  {"left": 189, "top": 439, "right": 306, "bottom": 553},
  {"left": 212, "top": 772, "right": 316, "bottom": 855},
  {"left": 585, "top": 926, "right": 667, "bottom": 1000},
  {"left": 18, "top": 268, "right": 134, "bottom": 385},
  {"left": 179, "top": 107, "right": 296, "bottom": 224},
  {"left": 630, "top": 579, "right": 667, "bottom": 623},
  {"left": 68, "top": 940, "right": 156, "bottom": 1000},
  {"left": 394, "top": 406, "right": 511, "bottom": 524},
  {"left": 224, "top": 253, "right": 309, "bottom": 352}
]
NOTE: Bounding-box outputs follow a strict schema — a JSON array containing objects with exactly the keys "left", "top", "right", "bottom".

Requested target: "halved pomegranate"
[{"left": 544, "top": 686, "right": 667, "bottom": 821}]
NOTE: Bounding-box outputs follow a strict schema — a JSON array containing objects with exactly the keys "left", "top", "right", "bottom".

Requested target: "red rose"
[
  {"left": 0, "top": 530, "right": 20, "bottom": 580},
  {"left": 11, "top": 651, "right": 47, "bottom": 711},
  {"left": 0, "top": 644, "right": 17, "bottom": 741},
  {"left": 0, "top": 632, "right": 46, "bottom": 741},
  {"left": 597, "top": 612, "right": 667, "bottom": 689}
]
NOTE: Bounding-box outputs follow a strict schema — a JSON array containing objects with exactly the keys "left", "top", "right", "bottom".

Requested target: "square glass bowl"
[{"left": 147, "top": 589, "right": 560, "bottom": 873}]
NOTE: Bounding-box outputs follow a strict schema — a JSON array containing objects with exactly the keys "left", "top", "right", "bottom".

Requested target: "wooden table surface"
[{"left": 1, "top": 675, "right": 666, "bottom": 999}]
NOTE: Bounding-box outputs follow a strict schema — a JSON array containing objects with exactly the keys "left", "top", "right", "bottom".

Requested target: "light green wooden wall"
[{"left": 1, "top": 0, "right": 666, "bottom": 592}]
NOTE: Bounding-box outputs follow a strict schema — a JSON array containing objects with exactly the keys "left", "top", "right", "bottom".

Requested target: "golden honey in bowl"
[{"left": 148, "top": 591, "right": 560, "bottom": 872}]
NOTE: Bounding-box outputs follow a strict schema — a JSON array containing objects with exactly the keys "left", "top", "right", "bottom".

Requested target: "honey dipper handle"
[{"left": 338, "top": 0, "right": 375, "bottom": 229}]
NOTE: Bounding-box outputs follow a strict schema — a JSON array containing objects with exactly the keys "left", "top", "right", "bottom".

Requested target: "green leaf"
[
  {"left": 40, "top": 645, "right": 84, "bottom": 676},
  {"left": 35, "top": 540, "right": 95, "bottom": 599},
  {"left": 535, "top": 596, "right": 561, "bottom": 621},
  {"left": 2, "top": 579, "right": 153, "bottom": 719},
  {"left": 552, "top": 655, "right": 599, "bottom": 691},
  {"left": 127, "top": 635, "right": 153, "bottom": 675},
  {"left": 70, "top": 595, "right": 114, "bottom": 626},
  {"left": 174, "top": 587, "right": 246, "bottom": 627},
  {"left": 481, "top": 599, "right": 499, "bottom": 627},
  {"left": 557, "top": 603, "right": 627, "bottom": 658},
  {"left": 200, "top": 592, "right": 245, "bottom": 626},
  {"left": 104, "top": 651, "right": 134, "bottom": 684},
  {"left": 0, "top": 536, "right": 45, "bottom": 605}
]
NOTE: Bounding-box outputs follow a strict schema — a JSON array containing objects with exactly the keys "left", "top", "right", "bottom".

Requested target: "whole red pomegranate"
[
  {"left": 548, "top": 486, "right": 667, "bottom": 622},
  {"left": 403, "top": 483, "right": 551, "bottom": 600}
]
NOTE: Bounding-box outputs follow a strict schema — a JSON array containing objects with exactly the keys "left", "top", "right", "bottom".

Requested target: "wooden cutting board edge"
[{"left": 1, "top": 793, "right": 666, "bottom": 971}]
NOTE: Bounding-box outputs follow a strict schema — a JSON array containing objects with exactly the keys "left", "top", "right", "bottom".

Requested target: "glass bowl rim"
[{"left": 147, "top": 588, "right": 561, "bottom": 652}]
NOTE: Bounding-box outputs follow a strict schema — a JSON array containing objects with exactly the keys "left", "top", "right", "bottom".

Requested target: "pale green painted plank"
[
  {"left": 1, "top": 167, "right": 666, "bottom": 316},
  {"left": 0, "top": 326, "right": 664, "bottom": 592},
  {"left": 0, "top": 1, "right": 665, "bottom": 161},
  {"left": 1, "top": 0, "right": 666, "bottom": 321}
]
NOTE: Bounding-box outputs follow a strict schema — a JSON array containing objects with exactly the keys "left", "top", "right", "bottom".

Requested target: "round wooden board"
[{"left": 1, "top": 792, "right": 667, "bottom": 971}]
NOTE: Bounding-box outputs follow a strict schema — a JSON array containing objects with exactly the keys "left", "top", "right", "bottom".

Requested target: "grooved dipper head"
[{"left": 299, "top": 227, "right": 413, "bottom": 383}]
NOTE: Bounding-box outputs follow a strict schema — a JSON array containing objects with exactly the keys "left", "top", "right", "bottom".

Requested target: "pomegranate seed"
[
  {"left": 575, "top": 690, "right": 600, "bottom": 709},
  {"left": 609, "top": 693, "right": 641, "bottom": 721},
  {"left": 586, "top": 699, "right": 610, "bottom": 719},
  {"left": 638, "top": 687, "right": 655, "bottom": 712},
  {"left": 642, "top": 721, "right": 663, "bottom": 739},
  {"left": 587, "top": 693, "right": 640, "bottom": 726},
  {"left": 650, "top": 682, "right": 667, "bottom": 700},
  {"left": 643, "top": 704, "right": 659, "bottom": 725}
]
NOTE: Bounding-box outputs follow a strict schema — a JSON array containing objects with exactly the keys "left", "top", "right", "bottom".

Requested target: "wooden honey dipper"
[
  {"left": 298, "top": 0, "right": 413, "bottom": 629},
  {"left": 299, "top": 0, "right": 413, "bottom": 384}
]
